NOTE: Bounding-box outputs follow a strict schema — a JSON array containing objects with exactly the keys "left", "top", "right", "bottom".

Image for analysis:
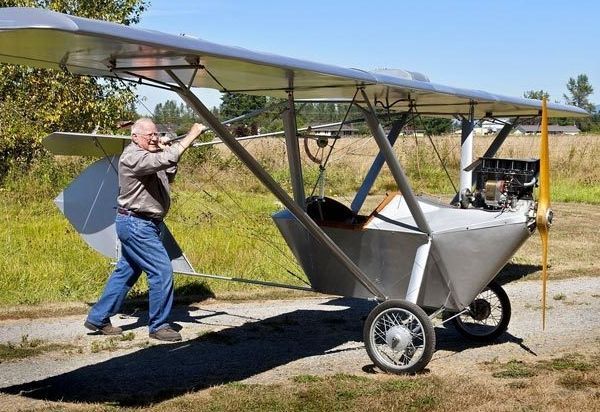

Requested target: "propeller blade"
[
  {"left": 536, "top": 97, "right": 551, "bottom": 329},
  {"left": 540, "top": 230, "right": 549, "bottom": 329}
]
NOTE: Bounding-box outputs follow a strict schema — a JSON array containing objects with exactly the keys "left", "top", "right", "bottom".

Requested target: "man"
[{"left": 84, "top": 118, "right": 207, "bottom": 341}]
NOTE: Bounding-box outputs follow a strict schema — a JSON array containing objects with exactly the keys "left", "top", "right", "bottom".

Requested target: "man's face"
[{"left": 133, "top": 123, "right": 161, "bottom": 152}]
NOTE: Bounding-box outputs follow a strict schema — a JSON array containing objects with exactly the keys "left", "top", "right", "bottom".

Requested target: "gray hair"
[{"left": 131, "top": 117, "right": 156, "bottom": 135}]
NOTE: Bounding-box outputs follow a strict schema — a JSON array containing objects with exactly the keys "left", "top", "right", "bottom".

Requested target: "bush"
[{"left": 0, "top": 101, "right": 46, "bottom": 182}]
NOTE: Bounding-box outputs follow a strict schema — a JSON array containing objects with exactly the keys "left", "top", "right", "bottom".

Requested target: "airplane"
[{"left": 0, "top": 7, "right": 588, "bottom": 374}]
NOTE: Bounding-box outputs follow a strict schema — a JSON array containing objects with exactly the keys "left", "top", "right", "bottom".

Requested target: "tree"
[
  {"left": 418, "top": 117, "right": 453, "bottom": 136},
  {"left": 0, "top": 0, "right": 147, "bottom": 179},
  {"left": 153, "top": 100, "right": 204, "bottom": 135},
  {"left": 219, "top": 93, "right": 267, "bottom": 136},
  {"left": 153, "top": 100, "right": 182, "bottom": 125},
  {"left": 563, "top": 74, "right": 595, "bottom": 113},
  {"left": 220, "top": 93, "right": 267, "bottom": 119},
  {"left": 589, "top": 112, "right": 600, "bottom": 133},
  {"left": 524, "top": 90, "right": 550, "bottom": 100}
]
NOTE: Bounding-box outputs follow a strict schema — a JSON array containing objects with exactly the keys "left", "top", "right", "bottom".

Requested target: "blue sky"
[{"left": 134, "top": 0, "right": 599, "bottom": 114}]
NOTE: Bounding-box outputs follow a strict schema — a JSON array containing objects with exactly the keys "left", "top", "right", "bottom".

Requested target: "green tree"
[
  {"left": 589, "top": 112, "right": 600, "bottom": 133},
  {"left": 418, "top": 117, "right": 453, "bottom": 136},
  {"left": 0, "top": 0, "right": 147, "bottom": 179},
  {"left": 562, "top": 74, "right": 596, "bottom": 132},
  {"left": 153, "top": 99, "right": 205, "bottom": 135},
  {"left": 153, "top": 100, "right": 182, "bottom": 125},
  {"left": 524, "top": 90, "right": 550, "bottom": 100},
  {"left": 220, "top": 93, "right": 267, "bottom": 136},
  {"left": 563, "top": 74, "right": 595, "bottom": 113},
  {"left": 220, "top": 93, "right": 267, "bottom": 120}
]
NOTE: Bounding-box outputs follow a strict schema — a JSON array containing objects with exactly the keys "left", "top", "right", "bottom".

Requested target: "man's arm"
[
  {"left": 163, "top": 123, "right": 207, "bottom": 183},
  {"left": 125, "top": 123, "right": 208, "bottom": 176},
  {"left": 161, "top": 123, "right": 208, "bottom": 155}
]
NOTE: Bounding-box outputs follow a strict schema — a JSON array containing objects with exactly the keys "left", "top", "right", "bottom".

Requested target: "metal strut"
[
  {"left": 358, "top": 89, "right": 433, "bottom": 303},
  {"left": 358, "top": 88, "right": 432, "bottom": 235},
  {"left": 282, "top": 90, "right": 305, "bottom": 207},
  {"left": 458, "top": 103, "right": 475, "bottom": 204},
  {"left": 165, "top": 70, "right": 387, "bottom": 300},
  {"left": 351, "top": 114, "right": 409, "bottom": 213}
]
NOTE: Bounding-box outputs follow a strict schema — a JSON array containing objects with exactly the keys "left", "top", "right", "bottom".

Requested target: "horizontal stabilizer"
[{"left": 43, "top": 132, "right": 130, "bottom": 156}]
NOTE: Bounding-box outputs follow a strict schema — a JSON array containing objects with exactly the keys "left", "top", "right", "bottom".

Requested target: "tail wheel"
[
  {"left": 363, "top": 299, "right": 435, "bottom": 374},
  {"left": 451, "top": 280, "right": 511, "bottom": 342}
]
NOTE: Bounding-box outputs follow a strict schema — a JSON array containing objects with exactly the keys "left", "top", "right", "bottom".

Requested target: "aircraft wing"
[
  {"left": 43, "top": 132, "right": 130, "bottom": 156},
  {"left": 0, "top": 7, "right": 589, "bottom": 118}
]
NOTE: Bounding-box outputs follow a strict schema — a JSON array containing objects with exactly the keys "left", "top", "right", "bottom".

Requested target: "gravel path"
[{"left": 0, "top": 276, "right": 598, "bottom": 405}]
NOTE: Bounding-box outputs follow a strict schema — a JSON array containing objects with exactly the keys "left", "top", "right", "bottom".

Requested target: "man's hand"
[
  {"left": 176, "top": 123, "right": 209, "bottom": 153},
  {"left": 157, "top": 136, "right": 172, "bottom": 150},
  {"left": 189, "top": 123, "right": 208, "bottom": 139}
]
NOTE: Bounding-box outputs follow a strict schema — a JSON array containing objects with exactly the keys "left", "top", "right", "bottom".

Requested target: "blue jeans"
[{"left": 87, "top": 213, "right": 174, "bottom": 333}]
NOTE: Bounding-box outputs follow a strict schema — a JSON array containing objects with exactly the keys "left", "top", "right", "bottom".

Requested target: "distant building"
[
  {"left": 514, "top": 125, "right": 580, "bottom": 135},
  {"left": 311, "top": 124, "right": 358, "bottom": 137},
  {"left": 453, "top": 119, "right": 510, "bottom": 135},
  {"left": 156, "top": 123, "right": 178, "bottom": 138},
  {"left": 474, "top": 120, "right": 506, "bottom": 135},
  {"left": 400, "top": 128, "right": 425, "bottom": 137}
]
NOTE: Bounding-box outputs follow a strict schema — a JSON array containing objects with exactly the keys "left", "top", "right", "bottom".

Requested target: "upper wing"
[{"left": 0, "top": 7, "right": 589, "bottom": 118}]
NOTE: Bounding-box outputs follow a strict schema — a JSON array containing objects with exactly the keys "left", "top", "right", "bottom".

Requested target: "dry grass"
[
  {"left": 2, "top": 350, "right": 596, "bottom": 411},
  {"left": 139, "top": 350, "right": 600, "bottom": 412},
  {"left": 506, "top": 202, "right": 600, "bottom": 280},
  {"left": 0, "top": 335, "right": 76, "bottom": 362},
  {"left": 195, "top": 133, "right": 600, "bottom": 204}
]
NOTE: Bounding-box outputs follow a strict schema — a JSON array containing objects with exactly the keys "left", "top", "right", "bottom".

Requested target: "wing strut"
[
  {"left": 165, "top": 70, "right": 388, "bottom": 301},
  {"left": 358, "top": 88, "right": 432, "bottom": 235},
  {"left": 351, "top": 114, "right": 409, "bottom": 213},
  {"left": 458, "top": 104, "right": 475, "bottom": 206},
  {"left": 282, "top": 90, "right": 305, "bottom": 207}
]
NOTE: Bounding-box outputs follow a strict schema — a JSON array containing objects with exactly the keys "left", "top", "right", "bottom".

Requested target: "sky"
[{"left": 133, "top": 0, "right": 599, "bottom": 115}]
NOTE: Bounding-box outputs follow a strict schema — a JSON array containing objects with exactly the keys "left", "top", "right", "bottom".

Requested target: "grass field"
[
  {"left": 0, "top": 133, "right": 599, "bottom": 307},
  {"left": 128, "top": 351, "right": 600, "bottom": 412},
  {"left": 1, "top": 350, "right": 597, "bottom": 411}
]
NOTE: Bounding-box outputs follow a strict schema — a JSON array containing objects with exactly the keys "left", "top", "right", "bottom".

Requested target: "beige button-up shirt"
[{"left": 117, "top": 142, "right": 183, "bottom": 219}]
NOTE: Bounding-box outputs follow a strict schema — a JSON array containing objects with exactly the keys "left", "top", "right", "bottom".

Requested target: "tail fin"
[{"left": 55, "top": 155, "right": 194, "bottom": 273}]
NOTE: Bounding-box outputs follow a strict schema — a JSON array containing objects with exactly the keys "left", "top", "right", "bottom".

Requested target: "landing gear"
[
  {"left": 363, "top": 300, "right": 435, "bottom": 374},
  {"left": 450, "top": 281, "right": 511, "bottom": 342}
]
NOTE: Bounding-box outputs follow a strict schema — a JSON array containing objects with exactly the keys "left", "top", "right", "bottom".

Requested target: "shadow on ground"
[
  {"left": 496, "top": 263, "right": 541, "bottom": 284},
  {"left": 2, "top": 296, "right": 527, "bottom": 406},
  {"left": 102, "top": 282, "right": 216, "bottom": 315},
  {"left": 2, "top": 298, "right": 372, "bottom": 406},
  {"left": 434, "top": 325, "right": 536, "bottom": 356}
]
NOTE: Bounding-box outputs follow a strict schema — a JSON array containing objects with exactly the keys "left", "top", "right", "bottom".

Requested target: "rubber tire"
[
  {"left": 451, "top": 280, "right": 511, "bottom": 343},
  {"left": 363, "top": 299, "right": 435, "bottom": 374}
]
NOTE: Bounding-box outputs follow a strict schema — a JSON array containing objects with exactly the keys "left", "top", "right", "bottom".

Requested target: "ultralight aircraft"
[{"left": 0, "top": 7, "right": 588, "bottom": 373}]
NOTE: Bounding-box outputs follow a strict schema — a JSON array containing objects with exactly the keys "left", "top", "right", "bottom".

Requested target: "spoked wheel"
[
  {"left": 450, "top": 280, "right": 511, "bottom": 343},
  {"left": 363, "top": 299, "right": 435, "bottom": 374}
]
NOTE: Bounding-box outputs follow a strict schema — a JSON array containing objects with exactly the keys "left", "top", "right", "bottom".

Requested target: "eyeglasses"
[{"left": 136, "top": 132, "right": 160, "bottom": 138}]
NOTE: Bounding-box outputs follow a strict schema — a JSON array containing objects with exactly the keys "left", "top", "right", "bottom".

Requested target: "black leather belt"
[{"left": 117, "top": 207, "right": 162, "bottom": 223}]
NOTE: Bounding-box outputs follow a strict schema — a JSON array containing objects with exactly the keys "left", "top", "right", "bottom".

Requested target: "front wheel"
[
  {"left": 450, "top": 280, "right": 511, "bottom": 343},
  {"left": 363, "top": 299, "right": 435, "bottom": 374}
]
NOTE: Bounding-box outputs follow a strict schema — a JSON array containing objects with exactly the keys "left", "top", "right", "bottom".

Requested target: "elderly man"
[{"left": 84, "top": 118, "right": 207, "bottom": 341}]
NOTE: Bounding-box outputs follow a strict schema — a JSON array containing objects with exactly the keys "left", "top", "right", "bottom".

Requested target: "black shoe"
[
  {"left": 149, "top": 327, "right": 182, "bottom": 342},
  {"left": 84, "top": 320, "right": 123, "bottom": 335}
]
